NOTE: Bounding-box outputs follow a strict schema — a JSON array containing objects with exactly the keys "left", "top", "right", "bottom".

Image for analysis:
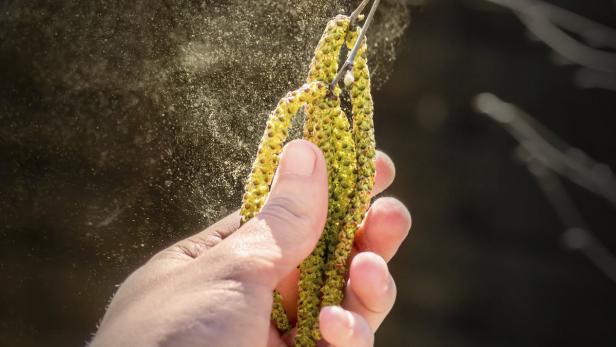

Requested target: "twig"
[
  {"left": 350, "top": 0, "right": 371, "bottom": 25},
  {"left": 518, "top": 147, "right": 616, "bottom": 284},
  {"left": 474, "top": 92, "right": 616, "bottom": 283},
  {"left": 534, "top": 2, "right": 616, "bottom": 49},
  {"left": 575, "top": 68, "right": 616, "bottom": 92},
  {"left": 330, "top": 0, "right": 381, "bottom": 90},
  {"left": 484, "top": 0, "right": 616, "bottom": 73},
  {"left": 474, "top": 93, "right": 616, "bottom": 208}
]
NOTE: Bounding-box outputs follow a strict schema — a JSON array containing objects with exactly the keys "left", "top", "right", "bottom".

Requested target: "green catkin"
[
  {"left": 240, "top": 81, "right": 328, "bottom": 333},
  {"left": 240, "top": 13, "right": 376, "bottom": 347},
  {"left": 320, "top": 26, "right": 376, "bottom": 307},
  {"left": 295, "top": 15, "right": 351, "bottom": 346},
  {"left": 271, "top": 291, "right": 289, "bottom": 332},
  {"left": 348, "top": 27, "right": 376, "bottom": 240},
  {"left": 319, "top": 99, "right": 358, "bottom": 308},
  {"left": 296, "top": 97, "right": 335, "bottom": 346},
  {"left": 297, "top": 98, "right": 357, "bottom": 345},
  {"left": 240, "top": 82, "right": 327, "bottom": 224}
]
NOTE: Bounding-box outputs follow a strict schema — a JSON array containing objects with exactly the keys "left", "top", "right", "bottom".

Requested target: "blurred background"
[{"left": 1, "top": 0, "right": 615, "bottom": 346}]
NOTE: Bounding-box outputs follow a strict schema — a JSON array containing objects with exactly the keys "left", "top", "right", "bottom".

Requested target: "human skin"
[{"left": 90, "top": 140, "right": 411, "bottom": 347}]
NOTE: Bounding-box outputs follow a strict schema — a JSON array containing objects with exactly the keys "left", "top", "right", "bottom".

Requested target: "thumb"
[{"left": 212, "top": 139, "right": 329, "bottom": 288}]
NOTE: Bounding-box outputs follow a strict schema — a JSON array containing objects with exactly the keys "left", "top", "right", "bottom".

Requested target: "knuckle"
[
  {"left": 376, "top": 197, "right": 412, "bottom": 232},
  {"left": 259, "top": 195, "right": 315, "bottom": 231},
  {"left": 170, "top": 232, "right": 223, "bottom": 259},
  {"left": 222, "top": 243, "right": 278, "bottom": 285},
  {"left": 364, "top": 271, "right": 397, "bottom": 314}
]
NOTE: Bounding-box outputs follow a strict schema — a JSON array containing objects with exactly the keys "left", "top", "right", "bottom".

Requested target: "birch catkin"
[
  {"left": 296, "top": 15, "right": 354, "bottom": 345},
  {"left": 240, "top": 81, "right": 328, "bottom": 332},
  {"left": 321, "top": 25, "right": 376, "bottom": 308},
  {"left": 239, "top": 11, "right": 376, "bottom": 347}
]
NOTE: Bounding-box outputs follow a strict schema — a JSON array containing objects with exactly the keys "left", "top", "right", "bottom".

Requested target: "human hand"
[{"left": 91, "top": 139, "right": 411, "bottom": 347}]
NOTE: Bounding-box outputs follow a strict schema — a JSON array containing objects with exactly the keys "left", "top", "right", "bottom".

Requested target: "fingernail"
[{"left": 278, "top": 140, "right": 316, "bottom": 176}]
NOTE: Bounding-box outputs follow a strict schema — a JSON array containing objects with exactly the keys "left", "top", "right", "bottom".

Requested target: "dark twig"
[
  {"left": 330, "top": 0, "right": 380, "bottom": 90},
  {"left": 350, "top": 0, "right": 370, "bottom": 25}
]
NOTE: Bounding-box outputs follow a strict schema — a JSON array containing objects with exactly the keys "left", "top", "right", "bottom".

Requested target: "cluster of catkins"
[{"left": 240, "top": 14, "right": 375, "bottom": 347}]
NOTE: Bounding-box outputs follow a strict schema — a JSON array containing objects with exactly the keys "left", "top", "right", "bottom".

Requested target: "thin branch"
[
  {"left": 474, "top": 93, "right": 616, "bottom": 208},
  {"left": 486, "top": 0, "right": 616, "bottom": 48},
  {"left": 350, "top": 0, "right": 371, "bottom": 25},
  {"left": 535, "top": 2, "right": 616, "bottom": 49},
  {"left": 484, "top": 0, "right": 616, "bottom": 73},
  {"left": 575, "top": 68, "right": 616, "bottom": 92},
  {"left": 519, "top": 11, "right": 616, "bottom": 73},
  {"left": 519, "top": 147, "right": 616, "bottom": 284},
  {"left": 474, "top": 92, "right": 616, "bottom": 283},
  {"left": 330, "top": 0, "right": 381, "bottom": 90}
]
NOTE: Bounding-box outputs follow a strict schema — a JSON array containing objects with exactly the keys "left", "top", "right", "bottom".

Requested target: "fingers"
[
  {"left": 354, "top": 197, "right": 411, "bottom": 262},
  {"left": 319, "top": 306, "right": 374, "bottom": 347},
  {"left": 371, "top": 151, "right": 396, "bottom": 197},
  {"left": 342, "top": 252, "right": 396, "bottom": 331},
  {"left": 213, "top": 139, "right": 329, "bottom": 288}
]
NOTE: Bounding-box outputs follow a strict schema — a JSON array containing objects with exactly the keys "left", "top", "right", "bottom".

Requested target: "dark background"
[{"left": 1, "top": 0, "right": 615, "bottom": 346}]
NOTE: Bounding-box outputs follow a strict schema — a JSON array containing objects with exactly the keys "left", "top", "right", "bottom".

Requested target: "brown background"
[{"left": 1, "top": 0, "right": 615, "bottom": 346}]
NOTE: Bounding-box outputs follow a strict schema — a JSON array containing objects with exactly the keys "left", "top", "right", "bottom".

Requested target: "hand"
[{"left": 90, "top": 139, "right": 411, "bottom": 347}]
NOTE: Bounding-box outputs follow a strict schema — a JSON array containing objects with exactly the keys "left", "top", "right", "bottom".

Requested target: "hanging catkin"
[{"left": 240, "top": 8, "right": 376, "bottom": 347}]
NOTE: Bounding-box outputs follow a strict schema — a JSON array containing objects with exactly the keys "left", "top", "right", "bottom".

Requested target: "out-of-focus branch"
[
  {"left": 575, "top": 68, "right": 616, "bottom": 92},
  {"left": 474, "top": 92, "right": 616, "bottom": 283},
  {"left": 474, "top": 93, "right": 616, "bottom": 208},
  {"left": 518, "top": 10, "right": 616, "bottom": 73},
  {"left": 533, "top": 2, "right": 616, "bottom": 49},
  {"left": 484, "top": 0, "right": 616, "bottom": 86},
  {"left": 518, "top": 146, "right": 616, "bottom": 284}
]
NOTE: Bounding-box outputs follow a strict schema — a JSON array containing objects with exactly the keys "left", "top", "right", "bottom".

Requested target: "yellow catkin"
[
  {"left": 240, "top": 83, "right": 325, "bottom": 224},
  {"left": 320, "top": 26, "right": 376, "bottom": 307},
  {"left": 319, "top": 104, "right": 358, "bottom": 307},
  {"left": 296, "top": 98, "right": 334, "bottom": 346},
  {"left": 348, "top": 27, "right": 376, "bottom": 230},
  {"left": 297, "top": 99, "right": 357, "bottom": 345},
  {"left": 240, "top": 13, "right": 376, "bottom": 347},
  {"left": 239, "top": 81, "right": 328, "bottom": 333},
  {"left": 295, "top": 15, "right": 352, "bottom": 346}
]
